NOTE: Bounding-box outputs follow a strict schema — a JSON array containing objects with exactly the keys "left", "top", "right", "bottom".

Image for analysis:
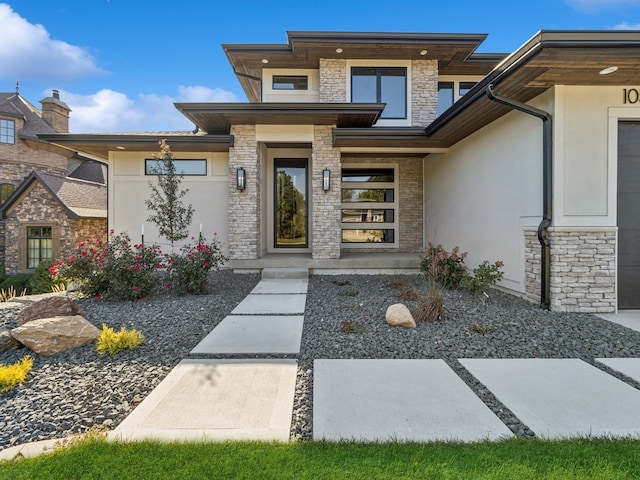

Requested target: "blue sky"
[{"left": 2, "top": 0, "right": 640, "bottom": 133}]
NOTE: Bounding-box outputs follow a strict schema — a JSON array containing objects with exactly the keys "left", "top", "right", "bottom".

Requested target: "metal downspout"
[{"left": 486, "top": 85, "right": 552, "bottom": 310}]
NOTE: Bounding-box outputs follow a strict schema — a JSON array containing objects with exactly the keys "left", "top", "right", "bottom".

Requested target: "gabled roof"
[
  {"left": 1, "top": 171, "right": 107, "bottom": 220},
  {"left": 0, "top": 92, "right": 57, "bottom": 141},
  {"left": 224, "top": 31, "right": 507, "bottom": 101},
  {"left": 68, "top": 159, "right": 107, "bottom": 184}
]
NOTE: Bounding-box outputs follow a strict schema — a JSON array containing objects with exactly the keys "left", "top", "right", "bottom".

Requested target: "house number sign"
[{"left": 623, "top": 88, "right": 640, "bottom": 104}]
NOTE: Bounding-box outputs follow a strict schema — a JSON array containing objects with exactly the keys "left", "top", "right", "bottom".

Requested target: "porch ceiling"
[{"left": 174, "top": 103, "right": 385, "bottom": 135}]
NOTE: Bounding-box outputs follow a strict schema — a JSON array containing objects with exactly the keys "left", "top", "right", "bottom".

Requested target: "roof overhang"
[
  {"left": 426, "top": 30, "right": 640, "bottom": 146},
  {"left": 333, "top": 127, "right": 447, "bottom": 153},
  {"left": 224, "top": 31, "right": 506, "bottom": 101},
  {"left": 36, "top": 134, "right": 234, "bottom": 160},
  {"left": 175, "top": 103, "right": 385, "bottom": 134}
]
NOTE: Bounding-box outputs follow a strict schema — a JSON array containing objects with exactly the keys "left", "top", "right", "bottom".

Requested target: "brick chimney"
[{"left": 40, "top": 90, "right": 71, "bottom": 133}]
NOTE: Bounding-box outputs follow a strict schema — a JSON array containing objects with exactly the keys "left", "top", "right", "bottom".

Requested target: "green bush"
[
  {"left": 0, "top": 264, "right": 7, "bottom": 284},
  {"left": 0, "top": 274, "right": 33, "bottom": 295},
  {"left": 27, "top": 261, "right": 63, "bottom": 294},
  {"left": 462, "top": 260, "right": 505, "bottom": 298},
  {"left": 421, "top": 243, "right": 468, "bottom": 289}
]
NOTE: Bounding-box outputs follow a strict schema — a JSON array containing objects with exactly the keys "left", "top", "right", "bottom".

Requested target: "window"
[
  {"left": 0, "top": 119, "right": 15, "bottom": 144},
  {"left": 145, "top": 159, "right": 207, "bottom": 176},
  {"left": 341, "top": 167, "right": 397, "bottom": 246},
  {"left": 27, "top": 226, "right": 52, "bottom": 269},
  {"left": 273, "top": 75, "right": 308, "bottom": 90},
  {"left": 459, "top": 82, "right": 476, "bottom": 96},
  {"left": 1, "top": 183, "right": 14, "bottom": 204},
  {"left": 437, "top": 82, "right": 454, "bottom": 116},
  {"left": 351, "top": 67, "right": 407, "bottom": 119}
]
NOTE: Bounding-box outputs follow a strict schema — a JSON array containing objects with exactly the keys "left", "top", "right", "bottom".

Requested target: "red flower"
[{"left": 133, "top": 286, "right": 140, "bottom": 292}]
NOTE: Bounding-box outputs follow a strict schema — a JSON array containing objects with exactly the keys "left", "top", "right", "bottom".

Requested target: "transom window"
[
  {"left": 351, "top": 67, "right": 407, "bottom": 119},
  {"left": 273, "top": 75, "right": 308, "bottom": 90},
  {"left": 341, "top": 166, "right": 398, "bottom": 246},
  {"left": 145, "top": 159, "right": 207, "bottom": 176},
  {"left": 0, "top": 119, "right": 15, "bottom": 144},
  {"left": 1, "top": 183, "right": 14, "bottom": 204},
  {"left": 27, "top": 226, "right": 52, "bottom": 269}
]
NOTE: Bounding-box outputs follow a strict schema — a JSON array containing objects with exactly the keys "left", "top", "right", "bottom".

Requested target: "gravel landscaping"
[{"left": 2, "top": 272, "right": 640, "bottom": 450}]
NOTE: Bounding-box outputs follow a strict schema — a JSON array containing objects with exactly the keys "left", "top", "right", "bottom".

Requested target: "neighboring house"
[
  {"left": 40, "top": 30, "right": 640, "bottom": 313},
  {"left": 0, "top": 88, "right": 107, "bottom": 274}
]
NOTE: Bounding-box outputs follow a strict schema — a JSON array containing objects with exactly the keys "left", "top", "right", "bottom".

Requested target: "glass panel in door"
[{"left": 275, "top": 159, "right": 308, "bottom": 248}]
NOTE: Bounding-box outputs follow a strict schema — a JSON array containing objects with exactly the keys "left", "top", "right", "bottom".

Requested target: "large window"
[
  {"left": 27, "top": 226, "right": 52, "bottom": 269},
  {"left": 0, "top": 119, "right": 15, "bottom": 144},
  {"left": 145, "top": 159, "right": 207, "bottom": 176},
  {"left": 351, "top": 67, "right": 407, "bottom": 119},
  {"left": 341, "top": 166, "right": 397, "bottom": 246}
]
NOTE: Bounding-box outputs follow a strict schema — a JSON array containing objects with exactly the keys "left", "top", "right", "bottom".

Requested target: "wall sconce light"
[
  {"left": 236, "top": 167, "right": 246, "bottom": 191},
  {"left": 322, "top": 168, "right": 331, "bottom": 191}
]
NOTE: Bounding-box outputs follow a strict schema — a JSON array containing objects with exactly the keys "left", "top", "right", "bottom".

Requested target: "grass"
[{"left": 1, "top": 437, "right": 639, "bottom": 479}]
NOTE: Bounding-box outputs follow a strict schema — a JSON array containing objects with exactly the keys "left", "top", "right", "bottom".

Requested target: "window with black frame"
[
  {"left": 27, "top": 226, "right": 53, "bottom": 269},
  {"left": 351, "top": 67, "right": 407, "bottom": 119}
]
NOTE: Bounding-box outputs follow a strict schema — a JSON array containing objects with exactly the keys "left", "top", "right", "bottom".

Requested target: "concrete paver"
[
  {"left": 460, "top": 358, "right": 640, "bottom": 439},
  {"left": 313, "top": 359, "right": 512, "bottom": 442},
  {"left": 597, "top": 311, "right": 640, "bottom": 333},
  {"left": 191, "top": 315, "right": 304, "bottom": 354},
  {"left": 251, "top": 278, "right": 309, "bottom": 294},
  {"left": 597, "top": 358, "right": 640, "bottom": 383},
  {"left": 231, "top": 294, "right": 306, "bottom": 315},
  {"left": 108, "top": 359, "right": 298, "bottom": 443}
]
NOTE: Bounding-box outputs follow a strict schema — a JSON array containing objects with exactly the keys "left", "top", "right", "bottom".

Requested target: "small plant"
[
  {"left": 383, "top": 277, "right": 407, "bottom": 290},
  {"left": 28, "top": 261, "right": 58, "bottom": 294},
  {"left": 338, "top": 289, "right": 358, "bottom": 297},
  {"left": 411, "top": 286, "right": 446, "bottom": 322},
  {"left": 332, "top": 280, "right": 351, "bottom": 286},
  {"left": 468, "top": 323, "right": 496, "bottom": 335},
  {"left": 462, "top": 260, "right": 505, "bottom": 298},
  {"left": 396, "top": 284, "right": 421, "bottom": 301},
  {"left": 96, "top": 324, "right": 144, "bottom": 355},
  {"left": 0, "top": 285, "right": 26, "bottom": 303},
  {"left": 341, "top": 320, "right": 367, "bottom": 334},
  {"left": 421, "top": 244, "right": 468, "bottom": 289},
  {"left": 0, "top": 355, "right": 34, "bottom": 393},
  {"left": 0, "top": 274, "right": 33, "bottom": 295}
]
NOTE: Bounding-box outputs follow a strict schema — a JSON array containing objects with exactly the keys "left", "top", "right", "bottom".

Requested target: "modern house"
[
  {"left": 39, "top": 29, "right": 640, "bottom": 312},
  {"left": 0, "top": 89, "right": 107, "bottom": 274}
]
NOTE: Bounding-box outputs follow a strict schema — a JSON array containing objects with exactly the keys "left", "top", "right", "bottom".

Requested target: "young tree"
[{"left": 145, "top": 139, "right": 194, "bottom": 246}]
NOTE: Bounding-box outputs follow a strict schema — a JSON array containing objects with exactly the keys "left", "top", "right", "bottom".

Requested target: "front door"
[{"left": 274, "top": 158, "right": 308, "bottom": 248}]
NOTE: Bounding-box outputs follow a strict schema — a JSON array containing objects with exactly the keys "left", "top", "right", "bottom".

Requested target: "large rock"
[
  {"left": 11, "top": 316, "right": 99, "bottom": 356},
  {"left": 16, "top": 296, "right": 83, "bottom": 326},
  {"left": 0, "top": 328, "right": 21, "bottom": 353},
  {"left": 385, "top": 303, "right": 416, "bottom": 328}
]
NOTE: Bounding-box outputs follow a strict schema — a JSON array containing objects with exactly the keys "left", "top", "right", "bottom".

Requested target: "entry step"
[{"left": 261, "top": 267, "right": 309, "bottom": 280}]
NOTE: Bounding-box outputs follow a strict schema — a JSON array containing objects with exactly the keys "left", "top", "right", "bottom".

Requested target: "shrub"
[
  {"left": 462, "top": 260, "right": 505, "bottom": 298},
  {"left": 0, "top": 286, "right": 26, "bottom": 303},
  {"left": 0, "top": 264, "right": 7, "bottom": 284},
  {"left": 28, "top": 261, "right": 64, "bottom": 294},
  {"left": 411, "top": 285, "right": 446, "bottom": 322},
  {"left": 96, "top": 324, "right": 144, "bottom": 355},
  {"left": 165, "top": 235, "right": 228, "bottom": 296},
  {"left": 0, "top": 274, "right": 32, "bottom": 295},
  {"left": 0, "top": 355, "right": 33, "bottom": 393},
  {"left": 421, "top": 244, "right": 468, "bottom": 289}
]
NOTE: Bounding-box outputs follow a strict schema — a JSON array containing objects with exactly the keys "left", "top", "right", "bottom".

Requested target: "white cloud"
[
  {"left": 0, "top": 4, "right": 103, "bottom": 81},
  {"left": 64, "top": 86, "right": 239, "bottom": 133},
  {"left": 613, "top": 21, "right": 640, "bottom": 29},
  {"left": 566, "top": 0, "right": 640, "bottom": 13}
]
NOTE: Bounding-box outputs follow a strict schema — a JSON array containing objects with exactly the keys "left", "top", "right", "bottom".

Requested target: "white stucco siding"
[
  {"left": 424, "top": 94, "right": 548, "bottom": 293},
  {"left": 108, "top": 151, "right": 230, "bottom": 253}
]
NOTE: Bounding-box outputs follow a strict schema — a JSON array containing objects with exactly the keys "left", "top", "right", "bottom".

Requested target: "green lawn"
[{"left": 1, "top": 438, "right": 639, "bottom": 480}]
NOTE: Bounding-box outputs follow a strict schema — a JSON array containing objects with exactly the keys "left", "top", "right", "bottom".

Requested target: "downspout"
[{"left": 486, "top": 84, "right": 552, "bottom": 310}]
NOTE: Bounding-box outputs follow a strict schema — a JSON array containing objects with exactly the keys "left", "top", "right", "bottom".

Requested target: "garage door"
[{"left": 618, "top": 121, "right": 640, "bottom": 309}]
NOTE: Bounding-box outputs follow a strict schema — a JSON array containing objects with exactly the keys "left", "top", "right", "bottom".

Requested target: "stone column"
[
  {"left": 411, "top": 60, "right": 438, "bottom": 127},
  {"left": 228, "top": 125, "right": 261, "bottom": 260},
  {"left": 312, "top": 125, "right": 341, "bottom": 259},
  {"left": 319, "top": 58, "right": 347, "bottom": 103}
]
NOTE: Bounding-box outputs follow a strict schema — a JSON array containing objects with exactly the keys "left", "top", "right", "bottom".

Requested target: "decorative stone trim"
[
  {"left": 411, "top": 60, "right": 438, "bottom": 127},
  {"left": 524, "top": 229, "right": 542, "bottom": 305},
  {"left": 228, "top": 125, "right": 261, "bottom": 260},
  {"left": 319, "top": 59, "right": 347, "bottom": 103}
]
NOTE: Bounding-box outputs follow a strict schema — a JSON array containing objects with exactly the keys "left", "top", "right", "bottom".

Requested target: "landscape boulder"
[
  {"left": 0, "top": 328, "right": 21, "bottom": 353},
  {"left": 385, "top": 303, "right": 416, "bottom": 329},
  {"left": 11, "top": 316, "right": 100, "bottom": 356},
  {"left": 16, "top": 296, "right": 83, "bottom": 326}
]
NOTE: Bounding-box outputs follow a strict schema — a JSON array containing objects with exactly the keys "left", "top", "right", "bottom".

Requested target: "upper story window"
[
  {"left": 0, "top": 119, "right": 15, "bottom": 144},
  {"left": 1, "top": 183, "right": 14, "bottom": 204},
  {"left": 459, "top": 82, "right": 476, "bottom": 96},
  {"left": 351, "top": 67, "right": 407, "bottom": 119},
  {"left": 145, "top": 159, "right": 207, "bottom": 176},
  {"left": 273, "top": 75, "right": 308, "bottom": 90},
  {"left": 438, "top": 81, "right": 478, "bottom": 116}
]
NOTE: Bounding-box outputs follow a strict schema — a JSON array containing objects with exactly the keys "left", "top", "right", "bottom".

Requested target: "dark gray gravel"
[{"left": 2, "top": 272, "right": 640, "bottom": 450}]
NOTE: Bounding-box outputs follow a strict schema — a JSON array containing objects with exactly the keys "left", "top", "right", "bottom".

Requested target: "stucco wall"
[{"left": 108, "top": 149, "right": 230, "bottom": 253}]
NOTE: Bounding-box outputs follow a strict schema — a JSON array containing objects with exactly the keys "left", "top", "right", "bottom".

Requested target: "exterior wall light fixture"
[
  {"left": 322, "top": 168, "right": 331, "bottom": 191},
  {"left": 236, "top": 167, "right": 246, "bottom": 191}
]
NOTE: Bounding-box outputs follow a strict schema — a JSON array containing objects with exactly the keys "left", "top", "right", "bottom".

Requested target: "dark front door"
[
  {"left": 618, "top": 121, "right": 640, "bottom": 308},
  {"left": 274, "top": 158, "right": 308, "bottom": 248}
]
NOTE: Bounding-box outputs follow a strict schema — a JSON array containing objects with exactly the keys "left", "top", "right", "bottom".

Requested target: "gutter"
[{"left": 485, "top": 84, "right": 552, "bottom": 310}]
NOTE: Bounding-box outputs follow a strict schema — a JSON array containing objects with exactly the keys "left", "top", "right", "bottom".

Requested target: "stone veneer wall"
[
  {"left": 319, "top": 59, "right": 347, "bottom": 103},
  {"left": 411, "top": 60, "right": 438, "bottom": 127},
  {"left": 525, "top": 227, "right": 616, "bottom": 313},
  {"left": 312, "top": 125, "right": 341, "bottom": 259},
  {"left": 341, "top": 156, "right": 424, "bottom": 253},
  {"left": 228, "top": 125, "right": 261, "bottom": 260},
  {"left": 524, "top": 229, "right": 542, "bottom": 305}
]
